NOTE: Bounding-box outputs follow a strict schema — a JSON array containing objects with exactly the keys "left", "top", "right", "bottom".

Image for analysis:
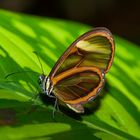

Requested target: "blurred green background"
[{"left": 0, "top": 1, "right": 140, "bottom": 140}]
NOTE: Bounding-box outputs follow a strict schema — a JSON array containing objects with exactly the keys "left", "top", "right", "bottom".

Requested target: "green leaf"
[{"left": 0, "top": 9, "right": 140, "bottom": 140}]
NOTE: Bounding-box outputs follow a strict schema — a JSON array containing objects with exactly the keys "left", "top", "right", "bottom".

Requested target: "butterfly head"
[{"left": 38, "top": 74, "right": 45, "bottom": 84}]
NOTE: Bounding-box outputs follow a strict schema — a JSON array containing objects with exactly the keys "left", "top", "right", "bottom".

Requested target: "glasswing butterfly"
[{"left": 38, "top": 27, "right": 115, "bottom": 113}]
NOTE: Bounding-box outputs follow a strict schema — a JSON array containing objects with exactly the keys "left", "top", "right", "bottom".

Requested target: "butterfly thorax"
[{"left": 38, "top": 74, "right": 53, "bottom": 96}]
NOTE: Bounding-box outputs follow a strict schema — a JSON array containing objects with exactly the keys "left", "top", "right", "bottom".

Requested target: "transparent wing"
[
  {"left": 50, "top": 27, "right": 115, "bottom": 79},
  {"left": 49, "top": 27, "right": 114, "bottom": 112}
]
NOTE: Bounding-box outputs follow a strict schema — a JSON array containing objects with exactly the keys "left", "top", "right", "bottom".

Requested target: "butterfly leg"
[
  {"left": 47, "top": 94, "right": 60, "bottom": 120},
  {"left": 52, "top": 98, "right": 58, "bottom": 119}
]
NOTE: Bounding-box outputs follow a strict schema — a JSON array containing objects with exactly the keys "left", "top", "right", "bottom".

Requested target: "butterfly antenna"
[
  {"left": 5, "top": 71, "right": 38, "bottom": 79},
  {"left": 33, "top": 51, "right": 44, "bottom": 74}
]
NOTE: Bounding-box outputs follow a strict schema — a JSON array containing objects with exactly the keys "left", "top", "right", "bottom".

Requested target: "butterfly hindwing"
[{"left": 52, "top": 67, "right": 104, "bottom": 104}]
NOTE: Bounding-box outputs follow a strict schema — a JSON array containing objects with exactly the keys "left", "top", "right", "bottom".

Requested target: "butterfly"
[{"left": 38, "top": 27, "right": 115, "bottom": 113}]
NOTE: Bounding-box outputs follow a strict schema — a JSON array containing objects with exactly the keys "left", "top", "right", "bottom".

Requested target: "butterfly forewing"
[{"left": 50, "top": 27, "right": 114, "bottom": 79}]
